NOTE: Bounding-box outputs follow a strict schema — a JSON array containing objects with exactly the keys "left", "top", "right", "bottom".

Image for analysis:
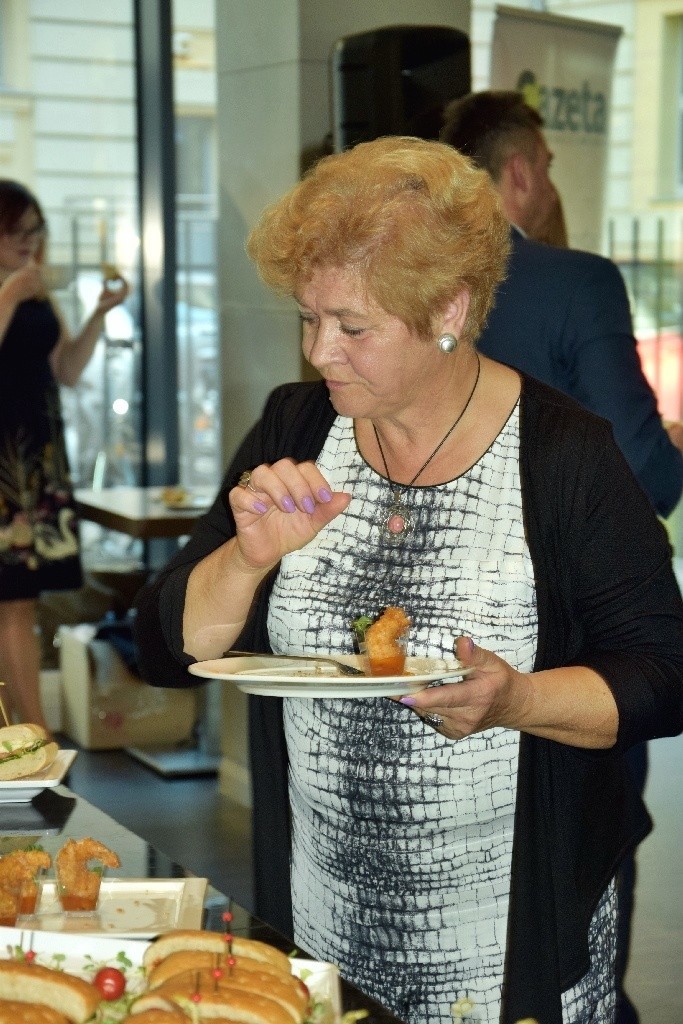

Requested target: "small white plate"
[
  {"left": 19, "top": 876, "right": 207, "bottom": 938},
  {"left": 0, "top": 749, "right": 77, "bottom": 804},
  {"left": 189, "top": 655, "right": 470, "bottom": 697}
]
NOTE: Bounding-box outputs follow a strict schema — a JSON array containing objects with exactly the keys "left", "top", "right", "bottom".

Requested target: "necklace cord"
[{"left": 373, "top": 352, "right": 481, "bottom": 495}]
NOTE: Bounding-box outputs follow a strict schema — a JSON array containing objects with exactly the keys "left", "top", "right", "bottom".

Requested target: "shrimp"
[
  {"left": 0, "top": 886, "right": 18, "bottom": 923},
  {"left": 55, "top": 838, "right": 120, "bottom": 908},
  {"left": 0, "top": 849, "right": 51, "bottom": 913},
  {"left": 364, "top": 606, "right": 411, "bottom": 675}
]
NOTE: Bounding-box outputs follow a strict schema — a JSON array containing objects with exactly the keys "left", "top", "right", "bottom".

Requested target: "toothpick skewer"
[{"left": 0, "top": 681, "right": 10, "bottom": 727}]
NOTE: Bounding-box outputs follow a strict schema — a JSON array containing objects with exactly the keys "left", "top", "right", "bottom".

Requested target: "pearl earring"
[{"left": 437, "top": 333, "right": 457, "bottom": 353}]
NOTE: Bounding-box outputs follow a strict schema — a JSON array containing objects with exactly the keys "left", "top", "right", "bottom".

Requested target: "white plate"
[
  {"left": 18, "top": 876, "right": 207, "bottom": 938},
  {"left": 292, "top": 957, "right": 341, "bottom": 1022},
  {"left": 0, "top": 749, "right": 77, "bottom": 804},
  {"left": 0, "top": 930, "right": 342, "bottom": 1023},
  {"left": 189, "top": 654, "right": 470, "bottom": 697}
]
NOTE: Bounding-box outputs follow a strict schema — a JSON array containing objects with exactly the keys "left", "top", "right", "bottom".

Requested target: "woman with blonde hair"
[
  {"left": 0, "top": 179, "right": 129, "bottom": 727},
  {"left": 134, "top": 138, "right": 683, "bottom": 1024}
]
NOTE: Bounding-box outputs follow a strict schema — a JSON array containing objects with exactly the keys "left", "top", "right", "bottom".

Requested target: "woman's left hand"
[
  {"left": 397, "top": 636, "right": 533, "bottom": 740},
  {"left": 93, "top": 276, "right": 130, "bottom": 316}
]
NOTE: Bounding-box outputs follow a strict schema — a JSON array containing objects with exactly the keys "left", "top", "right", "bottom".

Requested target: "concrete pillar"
[{"left": 215, "top": 0, "right": 471, "bottom": 804}]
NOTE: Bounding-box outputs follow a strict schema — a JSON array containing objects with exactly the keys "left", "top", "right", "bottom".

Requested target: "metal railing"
[{"left": 608, "top": 215, "right": 683, "bottom": 421}]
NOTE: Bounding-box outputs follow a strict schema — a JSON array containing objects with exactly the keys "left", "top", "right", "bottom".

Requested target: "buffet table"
[{"left": 0, "top": 785, "right": 404, "bottom": 1024}]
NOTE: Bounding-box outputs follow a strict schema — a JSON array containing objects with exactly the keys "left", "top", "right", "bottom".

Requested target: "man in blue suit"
[
  {"left": 441, "top": 90, "right": 683, "bottom": 1024},
  {"left": 440, "top": 91, "right": 683, "bottom": 519}
]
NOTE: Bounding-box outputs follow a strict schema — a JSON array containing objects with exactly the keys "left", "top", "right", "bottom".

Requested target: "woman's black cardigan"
[{"left": 133, "top": 375, "right": 683, "bottom": 1024}]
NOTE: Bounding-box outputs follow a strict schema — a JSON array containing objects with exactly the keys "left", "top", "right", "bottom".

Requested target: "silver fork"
[{"left": 227, "top": 650, "right": 366, "bottom": 676}]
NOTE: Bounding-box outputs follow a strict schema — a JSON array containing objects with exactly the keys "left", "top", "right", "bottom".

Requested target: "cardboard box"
[
  {"left": 39, "top": 669, "right": 63, "bottom": 733},
  {"left": 59, "top": 624, "right": 196, "bottom": 750}
]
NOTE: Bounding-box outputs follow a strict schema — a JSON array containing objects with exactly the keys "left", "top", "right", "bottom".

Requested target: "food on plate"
[
  {"left": 149, "top": 968, "right": 303, "bottom": 1019},
  {"left": 0, "top": 961, "right": 100, "bottom": 1023},
  {"left": 131, "top": 984, "right": 299, "bottom": 1024},
  {"left": 93, "top": 965, "right": 126, "bottom": 1001},
  {"left": 142, "top": 930, "right": 292, "bottom": 975},
  {"left": 160, "top": 486, "right": 189, "bottom": 509},
  {"left": 358, "top": 606, "right": 411, "bottom": 676},
  {"left": 0, "top": 927, "right": 335, "bottom": 1024},
  {"left": 0, "top": 724, "right": 59, "bottom": 782},
  {"left": 0, "top": 1001, "right": 71, "bottom": 1024},
  {"left": 0, "top": 848, "right": 51, "bottom": 915},
  {"left": 148, "top": 966, "right": 307, "bottom": 1018},
  {"left": 55, "top": 837, "right": 121, "bottom": 912},
  {"left": 0, "top": 888, "right": 18, "bottom": 928},
  {"left": 101, "top": 262, "right": 121, "bottom": 282},
  {"left": 147, "top": 949, "right": 296, "bottom": 988},
  {"left": 140, "top": 931, "right": 309, "bottom": 1023},
  {"left": 123, "top": 1011, "right": 189, "bottom": 1024}
]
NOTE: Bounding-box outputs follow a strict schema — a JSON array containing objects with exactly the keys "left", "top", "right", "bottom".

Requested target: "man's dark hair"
[{"left": 440, "top": 91, "right": 544, "bottom": 181}]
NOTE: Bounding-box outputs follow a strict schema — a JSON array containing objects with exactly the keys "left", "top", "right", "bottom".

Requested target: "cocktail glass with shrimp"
[
  {"left": 55, "top": 837, "right": 120, "bottom": 913},
  {"left": 0, "top": 848, "right": 51, "bottom": 917},
  {"left": 353, "top": 607, "right": 411, "bottom": 676}
]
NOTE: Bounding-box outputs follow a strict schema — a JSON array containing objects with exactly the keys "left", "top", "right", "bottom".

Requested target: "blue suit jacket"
[{"left": 478, "top": 228, "right": 683, "bottom": 517}]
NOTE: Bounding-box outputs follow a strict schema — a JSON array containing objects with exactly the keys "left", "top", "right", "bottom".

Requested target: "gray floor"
[
  {"left": 622, "top": 734, "right": 683, "bottom": 1023},
  {"left": 62, "top": 735, "right": 682, "bottom": 1023}
]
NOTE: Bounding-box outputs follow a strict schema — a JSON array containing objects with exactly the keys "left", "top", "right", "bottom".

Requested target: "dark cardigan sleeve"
[
  {"left": 502, "top": 378, "right": 683, "bottom": 1024},
  {"left": 522, "top": 379, "right": 683, "bottom": 749}
]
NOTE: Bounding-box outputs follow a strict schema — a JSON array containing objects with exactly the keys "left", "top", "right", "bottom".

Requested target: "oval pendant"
[
  {"left": 387, "top": 514, "right": 406, "bottom": 534},
  {"left": 381, "top": 505, "right": 413, "bottom": 543}
]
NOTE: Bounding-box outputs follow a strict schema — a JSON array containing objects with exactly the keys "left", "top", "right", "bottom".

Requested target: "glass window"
[
  {"left": 679, "top": 22, "right": 683, "bottom": 194},
  {"left": 173, "top": 1, "right": 220, "bottom": 490},
  {"left": 1, "top": 5, "right": 142, "bottom": 569}
]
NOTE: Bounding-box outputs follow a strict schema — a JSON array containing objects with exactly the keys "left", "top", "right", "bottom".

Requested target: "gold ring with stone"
[{"left": 239, "top": 470, "right": 253, "bottom": 489}]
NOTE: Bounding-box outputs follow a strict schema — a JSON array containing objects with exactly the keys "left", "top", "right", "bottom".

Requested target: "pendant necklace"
[{"left": 372, "top": 353, "right": 481, "bottom": 543}]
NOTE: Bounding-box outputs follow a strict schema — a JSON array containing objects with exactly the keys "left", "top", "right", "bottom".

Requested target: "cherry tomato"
[{"left": 93, "top": 966, "right": 126, "bottom": 1001}]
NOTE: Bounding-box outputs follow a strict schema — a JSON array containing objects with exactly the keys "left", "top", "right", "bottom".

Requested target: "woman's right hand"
[
  {"left": 228, "top": 458, "right": 351, "bottom": 570},
  {"left": 1, "top": 261, "right": 45, "bottom": 304}
]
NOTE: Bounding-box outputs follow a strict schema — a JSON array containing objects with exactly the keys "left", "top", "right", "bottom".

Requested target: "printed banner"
[{"left": 490, "top": 4, "right": 621, "bottom": 253}]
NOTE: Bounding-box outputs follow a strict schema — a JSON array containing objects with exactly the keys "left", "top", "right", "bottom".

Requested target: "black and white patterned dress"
[{"left": 268, "top": 407, "right": 616, "bottom": 1024}]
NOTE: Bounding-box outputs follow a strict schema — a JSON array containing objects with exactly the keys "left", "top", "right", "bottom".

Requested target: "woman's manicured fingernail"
[
  {"left": 253, "top": 501, "right": 268, "bottom": 514},
  {"left": 318, "top": 487, "right": 332, "bottom": 502},
  {"left": 282, "top": 496, "right": 296, "bottom": 513},
  {"left": 399, "top": 696, "right": 417, "bottom": 706},
  {"left": 462, "top": 636, "right": 474, "bottom": 655},
  {"left": 302, "top": 496, "right": 315, "bottom": 513}
]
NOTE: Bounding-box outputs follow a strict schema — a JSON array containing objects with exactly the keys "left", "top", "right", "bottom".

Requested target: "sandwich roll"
[
  {"left": 143, "top": 932, "right": 292, "bottom": 975},
  {"left": 148, "top": 952, "right": 306, "bottom": 992},
  {"left": 0, "top": 724, "right": 58, "bottom": 782},
  {"left": 152, "top": 969, "right": 307, "bottom": 1021},
  {"left": 0, "top": 962, "right": 99, "bottom": 1023},
  {"left": 128, "top": 994, "right": 190, "bottom": 1015},
  {"left": 0, "top": 1001, "right": 71, "bottom": 1024},
  {"left": 124, "top": 1010, "right": 190, "bottom": 1024},
  {"left": 132, "top": 985, "right": 296, "bottom": 1024}
]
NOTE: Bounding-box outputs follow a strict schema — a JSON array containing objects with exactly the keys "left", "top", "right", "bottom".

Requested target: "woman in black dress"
[{"left": 0, "top": 180, "right": 129, "bottom": 727}]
